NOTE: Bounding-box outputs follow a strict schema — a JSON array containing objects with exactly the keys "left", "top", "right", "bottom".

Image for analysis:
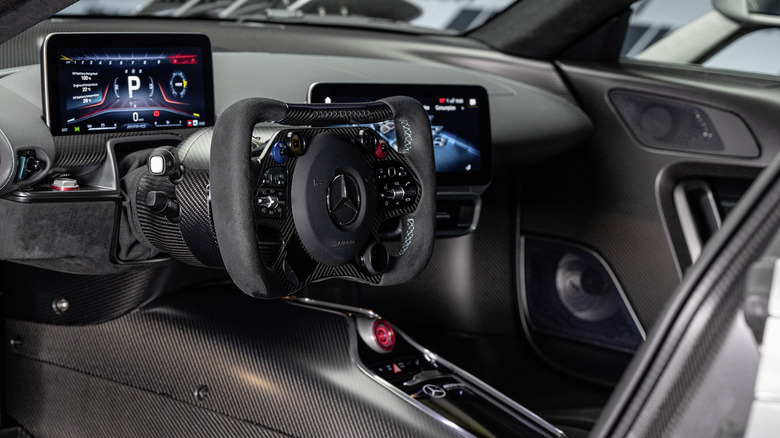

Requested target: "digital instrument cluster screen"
[
  {"left": 309, "top": 83, "right": 491, "bottom": 186},
  {"left": 42, "top": 33, "right": 215, "bottom": 136}
]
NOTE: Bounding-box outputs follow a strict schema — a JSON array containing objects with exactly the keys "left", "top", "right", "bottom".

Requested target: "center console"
[{"left": 334, "top": 300, "right": 565, "bottom": 438}]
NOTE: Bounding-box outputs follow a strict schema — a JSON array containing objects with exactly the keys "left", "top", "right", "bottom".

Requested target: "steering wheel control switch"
[
  {"left": 261, "top": 166, "right": 287, "bottom": 187},
  {"left": 285, "top": 131, "right": 307, "bottom": 156},
  {"left": 374, "top": 138, "right": 389, "bottom": 159},
  {"left": 357, "top": 242, "right": 390, "bottom": 276},
  {"left": 355, "top": 128, "right": 378, "bottom": 154},
  {"left": 148, "top": 146, "right": 184, "bottom": 183},
  {"left": 374, "top": 161, "right": 417, "bottom": 211},
  {"left": 257, "top": 167, "right": 288, "bottom": 219},
  {"left": 270, "top": 142, "right": 288, "bottom": 164},
  {"left": 51, "top": 178, "right": 79, "bottom": 192},
  {"left": 257, "top": 187, "right": 286, "bottom": 219}
]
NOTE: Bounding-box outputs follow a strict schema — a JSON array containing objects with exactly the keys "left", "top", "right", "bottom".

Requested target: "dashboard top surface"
[{"left": 0, "top": 48, "right": 592, "bottom": 176}]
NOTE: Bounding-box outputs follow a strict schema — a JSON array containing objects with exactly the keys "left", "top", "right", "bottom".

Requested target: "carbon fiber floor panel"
[
  {"left": 4, "top": 285, "right": 461, "bottom": 438},
  {"left": 8, "top": 357, "right": 291, "bottom": 438}
]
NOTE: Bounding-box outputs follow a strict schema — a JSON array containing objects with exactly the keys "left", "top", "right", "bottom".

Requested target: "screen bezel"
[
  {"left": 308, "top": 83, "right": 492, "bottom": 187},
  {"left": 41, "top": 32, "right": 215, "bottom": 136}
]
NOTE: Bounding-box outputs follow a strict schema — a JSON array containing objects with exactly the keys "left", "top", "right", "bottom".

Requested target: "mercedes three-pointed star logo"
[{"left": 327, "top": 172, "right": 361, "bottom": 227}]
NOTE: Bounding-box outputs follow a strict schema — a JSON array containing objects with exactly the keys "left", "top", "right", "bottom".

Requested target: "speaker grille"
[
  {"left": 611, "top": 91, "right": 725, "bottom": 153},
  {"left": 521, "top": 236, "right": 645, "bottom": 352}
]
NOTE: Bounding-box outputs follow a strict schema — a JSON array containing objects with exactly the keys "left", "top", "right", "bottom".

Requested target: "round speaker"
[
  {"left": 555, "top": 253, "right": 618, "bottom": 322},
  {"left": 639, "top": 105, "right": 674, "bottom": 140}
]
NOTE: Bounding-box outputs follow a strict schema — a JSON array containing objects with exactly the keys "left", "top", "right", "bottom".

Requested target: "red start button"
[{"left": 372, "top": 319, "right": 395, "bottom": 352}]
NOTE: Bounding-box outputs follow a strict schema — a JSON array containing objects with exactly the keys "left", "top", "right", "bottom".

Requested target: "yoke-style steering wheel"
[{"left": 209, "top": 97, "right": 435, "bottom": 298}]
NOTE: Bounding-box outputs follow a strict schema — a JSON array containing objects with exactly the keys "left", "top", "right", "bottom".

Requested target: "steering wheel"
[{"left": 209, "top": 97, "right": 436, "bottom": 298}]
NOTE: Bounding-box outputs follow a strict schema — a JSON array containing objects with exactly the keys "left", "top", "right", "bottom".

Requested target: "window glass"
[
  {"left": 58, "top": 0, "right": 517, "bottom": 33},
  {"left": 703, "top": 28, "right": 780, "bottom": 76},
  {"left": 621, "top": 0, "right": 780, "bottom": 77},
  {"left": 622, "top": 0, "right": 713, "bottom": 58}
]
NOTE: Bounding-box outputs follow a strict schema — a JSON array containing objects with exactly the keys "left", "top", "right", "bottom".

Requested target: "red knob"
[{"left": 372, "top": 319, "right": 395, "bottom": 351}]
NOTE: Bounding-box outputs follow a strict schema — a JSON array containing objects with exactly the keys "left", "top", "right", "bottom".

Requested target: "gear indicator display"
[{"left": 43, "top": 33, "right": 215, "bottom": 136}]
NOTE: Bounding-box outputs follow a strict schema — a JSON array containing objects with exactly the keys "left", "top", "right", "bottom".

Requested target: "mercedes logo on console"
[{"left": 327, "top": 173, "right": 361, "bottom": 227}]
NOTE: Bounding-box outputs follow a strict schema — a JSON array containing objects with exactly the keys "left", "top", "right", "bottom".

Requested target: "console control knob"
[
  {"left": 51, "top": 178, "right": 79, "bottom": 192},
  {"left": 270, "top": 142, "right": 288, "bottom": 164},
  {"left": 372, "top": 319, "right": 395, "bottom": 352},
  {"left": 356, "top": 129, "right": 378, "bottom": 154},
  {"left": 16, "top": 151, "right": 44, "bottom": 182},
  {"left": 28, "top": 158, "right": 42, "bottom": 172},
  {"left": 358, "top": 242, "right": 389, "bottom": 276},
  {"left": 146, "top": 190, "right": 181, "bottom": 223},
  {"left": 286, "top": 132, "right": 306, "bottom": 156}
]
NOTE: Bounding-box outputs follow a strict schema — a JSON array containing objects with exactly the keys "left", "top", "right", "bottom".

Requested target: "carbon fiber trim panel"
[
  {"left": 51, "top": 134, "right": 106, "bottom": 175},
  {"left": 135, "top": 173, "right": 202, "bottom": 265},
  {"left": 2, "top": 261, "right": 226, "bottom": 325},
  {"left": 52, "top": 129, "right": 199, "bottom": 175},
  {"left": 177, "top": 128, "right": 211, "bottom": 170},
  {"left": 8, "top": 358, "right": 291, "bottom": 438},
  {"left": 279, "top": 103, "right": 394, "bottom": 126},
  {"left": 177, "top": 169, "right": 222, "bottom": 267},
  {"left": 5, "top": 286, "right": 464, "bottom": 438}
]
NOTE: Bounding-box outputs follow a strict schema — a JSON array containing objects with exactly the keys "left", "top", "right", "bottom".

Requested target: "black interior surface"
[{"left": 0, "top": 1, "right": 775, "bottom": 437}]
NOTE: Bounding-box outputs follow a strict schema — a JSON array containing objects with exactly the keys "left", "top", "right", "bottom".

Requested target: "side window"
[
  {"left": 703, "top": 28, "right": 780, "bottom": 76},
  {"left": 622, "top": 0, "right": 780, "bottom": 77},
  {"left": 622, "top": 0, "right": 714, "bottom": 58}
]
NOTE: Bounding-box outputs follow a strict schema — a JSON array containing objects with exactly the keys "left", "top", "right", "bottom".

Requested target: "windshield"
[{"left": 58, "top": 0, "right": 517, "bottom": 33}]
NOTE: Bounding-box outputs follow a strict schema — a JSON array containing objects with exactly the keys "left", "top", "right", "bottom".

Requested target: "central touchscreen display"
[
  {"left": 309, "top": 83, "right": 491, "bottom": 186},
  {"left": 43, "top": 33, "right": 214, "bottom": 135}
]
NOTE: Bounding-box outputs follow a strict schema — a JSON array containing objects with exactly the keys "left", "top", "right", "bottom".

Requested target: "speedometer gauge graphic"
[{"left": 169, "top": 70, "right": 188, "bottom": 99}]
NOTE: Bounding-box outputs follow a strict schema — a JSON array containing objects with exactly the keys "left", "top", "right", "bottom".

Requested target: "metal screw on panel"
[
  {"left": 195, "top": 385, "right": 209, "bottom": 401},
  {"left": 52, "top": 297, "right": 70, "bottom": 315},
  {"left": 9, "top": 337, "right": 22, "bottom": 349}
]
